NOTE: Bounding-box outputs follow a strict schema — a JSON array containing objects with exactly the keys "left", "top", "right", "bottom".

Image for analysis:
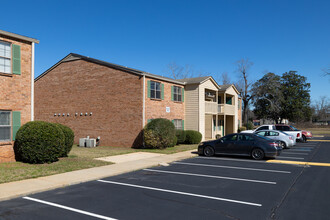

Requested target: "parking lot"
[{"left": 1, "top": 139, "right": 330, "bottom": 220}]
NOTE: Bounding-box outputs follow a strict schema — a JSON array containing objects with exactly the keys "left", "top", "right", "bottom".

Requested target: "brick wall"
[
  {"left": 0, "top": 35, "right": 32, "bottom": 162},
  {"left": 145, "top": 78, "right": 185, "bottom": 126},
  {"left": 34, "top": 59, "right": 143, "bottom": 147}
]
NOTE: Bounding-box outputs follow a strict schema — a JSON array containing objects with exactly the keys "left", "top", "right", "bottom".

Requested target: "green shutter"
[
  {"left": 12, "top": 111, "right": 21, "bottom": 140},
  {"left": 171, "top": 86, "right": 174, "bottom": 101},
  {"left": 12, "top": 44, "right": 21, "bottom": 75},
  {"left": 172, "top": 120, "right": 174, "bottom": 124},
  {"left": 182, "top": 88, "right": 184, "bottom": 102},
  {"left": 147, "top": 119, "right": 152, "bottom": 123},
  {"left": 147, "top": 81, "right": 151, "bottom": 98},
  {"left": 161, "top": 83, "right": 164, "bottom": 100},
  {"left": 182, "top": 120, "right": 184, "bottom": 130}
]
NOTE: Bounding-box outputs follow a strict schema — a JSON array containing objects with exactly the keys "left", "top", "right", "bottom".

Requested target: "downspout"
[
  {"left": 31, "top": 42, "right": 35, "bottom": 121},
  {"left": 142, "top": 74, "right": 146, "bottom": 128}
]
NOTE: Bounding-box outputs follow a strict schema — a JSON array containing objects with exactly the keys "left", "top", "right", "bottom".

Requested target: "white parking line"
[
  {"left": 23, "top": 197, "right": 117, "bottom": 220},
  {"left": 276, "top": 156, "right": 304, "bottom": 160},
  {"left": 282, "top": 152, "right": 309, "bottom": 155},
  {"left": 197, "top": 156, "right": 269, "bottom": 163},
  {"left": 97, "top": 180, "right": 262, "bottom": 207},
  {"left": 173, "top": 162, "right": 291, "bottom": 174},
  {"left": 287, "top": 149, "right": 312, "bottom": 152},
  {"left": 144, "top": 169, "right": 276, "bottom": 184}
]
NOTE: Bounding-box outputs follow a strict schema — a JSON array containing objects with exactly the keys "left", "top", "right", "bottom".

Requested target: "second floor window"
[
  {"left": 0, "top": 41, "right": 11, "bottom": 74},
  {"left": 150, "top": 81, "right": 161, "bottom": 99},
  {"left": 173, "top": 86, "right": 182, "bottom": 102}
]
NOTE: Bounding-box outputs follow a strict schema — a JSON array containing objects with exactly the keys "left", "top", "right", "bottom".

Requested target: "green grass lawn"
[
  {"left": 298, "top": 127, "right": 330, "bottom": 135},
  {"left": 0, "top": 144, "right": 197, "bottom": 184}
]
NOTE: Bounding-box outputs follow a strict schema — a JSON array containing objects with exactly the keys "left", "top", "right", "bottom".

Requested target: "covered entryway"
[{"left": 205, "top": 114, "right": 213, "bottom": 140}]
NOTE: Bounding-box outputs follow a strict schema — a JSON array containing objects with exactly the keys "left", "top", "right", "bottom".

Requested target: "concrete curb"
[{"left": 0, "top": 150, "right": 198, "bottom": 202}]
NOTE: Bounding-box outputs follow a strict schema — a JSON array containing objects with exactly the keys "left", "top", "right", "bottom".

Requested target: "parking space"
[{"left": 1, "top": 139, "right": 329, "bottom": 219}]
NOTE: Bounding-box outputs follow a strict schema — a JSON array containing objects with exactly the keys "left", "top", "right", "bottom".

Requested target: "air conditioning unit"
[
  {"left": 86, "top": 138, "right": 96, "bottom": 148},
  {"left": 79, "top": 138, "right": 87, "bottom": 147}
]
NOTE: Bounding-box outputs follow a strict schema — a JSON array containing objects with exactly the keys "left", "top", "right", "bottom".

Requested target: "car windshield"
[{"left": 289, "top": 125, "right": 300, "bottom": 131}]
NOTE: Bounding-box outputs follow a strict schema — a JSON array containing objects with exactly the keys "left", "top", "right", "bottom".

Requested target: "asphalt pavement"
[{"left": 0, "top": 138, "right": 329, "bottom": 220}]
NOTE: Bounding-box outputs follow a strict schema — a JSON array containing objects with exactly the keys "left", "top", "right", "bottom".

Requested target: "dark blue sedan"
[{"left": 198, "top": 133, "right": 282, "bottom": 160}]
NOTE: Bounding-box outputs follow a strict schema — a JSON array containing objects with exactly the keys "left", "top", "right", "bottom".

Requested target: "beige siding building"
[{"left": 178, "top": 77, "right": 240, "bottom": 140}]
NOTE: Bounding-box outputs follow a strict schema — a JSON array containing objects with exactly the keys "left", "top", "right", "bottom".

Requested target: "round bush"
[
  {"left": 14, "top": 121, "right": 65, "bottom": 164},
  {"left": 185, "top": 130, "right": 202, "bottom": 144},
  {"left": 143, "top": 118, "right": 176, "bottom": 149},
  {"left": 175, "top": 130, "right": 186, "bottom": 144},
  {"left": 54, "top": 123, "right": 74, "bottom": 157}
]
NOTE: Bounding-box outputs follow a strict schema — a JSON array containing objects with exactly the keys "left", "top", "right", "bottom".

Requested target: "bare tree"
[
  {"left": 323, "top": 67, "right": 330, "bottom": 76},
  {"left": 166, "top": 62, "right": 194, "bottom": 79},
  {"left": 221, "top": 72, "right": 231, "bottom": 85},
  {"left": 312, "top": 96, "right": 330, "bottom": 121},
  {"left": 236, "top": 58, "right": 254, "bottom": 124}
]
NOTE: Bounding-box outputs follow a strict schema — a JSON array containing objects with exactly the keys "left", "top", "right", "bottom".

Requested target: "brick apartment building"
[
  {"left": 0, "top": 30, "right": 39, "bottom": 162},
  {"left": 34, "top": 53, "right": 185, "bottom": 147}
]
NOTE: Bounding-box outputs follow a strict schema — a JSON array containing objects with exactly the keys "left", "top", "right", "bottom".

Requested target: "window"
[
  {"left": 256, "top": 131, "right": 266, "bottom": 136},
  {"left": 150, "top": 81, "right": 161, "bottom": 99},
  {"left": 0, "top": 41, "right": 11, "bottom": 74},
  {"left": 223, "top": 134, "right": 237, "bottom": 141},
  {"left": 173, "top": 119, "right": 184, "bottom": 130},
  {"left": 0, "top": 111, "right": 11, "bottom": 141},
  {"left": 256, "top": 126, "right": 269, "bottom": 131},
  {"left": 173, "top": 86, "right": 182, "bottom": 102},
  {"left": 269, "top": 131, "right": 279, "bottom": 136}
]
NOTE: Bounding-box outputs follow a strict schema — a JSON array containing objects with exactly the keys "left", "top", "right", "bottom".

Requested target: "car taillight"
[
  {"left": 269, "top": 143, "right": 278, "bottom": 147},
  {"left": 297, "top": 133, "right": 300, "bottom": 137}
]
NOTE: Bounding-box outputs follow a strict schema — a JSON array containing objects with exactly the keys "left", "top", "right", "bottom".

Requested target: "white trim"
[
  {"left": 142, "top": 75, "right": 145, "bottom": 127},
  {"left": 31, "top": 42, "right": 35, "bottom": 121}
]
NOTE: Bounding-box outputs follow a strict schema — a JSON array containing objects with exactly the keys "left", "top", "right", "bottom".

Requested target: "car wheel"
[
  {"left": 251, "top": 148, "right": 265, "bottom": 160},
  {"left": 280, "top": 141, "right": 287, "bottom": 149},
  {"left": 302, "top": 135, "right": 307, "bottom": 143},
  {"left": 203, "top": 146, "right": 215, "bottom": 157}
]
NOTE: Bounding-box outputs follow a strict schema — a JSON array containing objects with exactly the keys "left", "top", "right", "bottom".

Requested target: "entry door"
[{"left": 205, "top": 115, "right": 212, "bottom": 139}]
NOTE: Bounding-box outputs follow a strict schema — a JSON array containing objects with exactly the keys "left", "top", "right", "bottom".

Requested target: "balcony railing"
[{"left": 205, "top": 102, "right": 235, "bottom": 115}]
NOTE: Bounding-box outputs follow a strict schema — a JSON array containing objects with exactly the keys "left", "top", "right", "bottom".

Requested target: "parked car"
[
  {"left": 254, "top": 130, "right": 295, "bottom": 149},
  {"left": 275, "top": 124, "right": 305, "bottom": 142},
  {"left": 301, "top": 130, "right": 313, "bottom": 142},
  {"left": 198, "top": 133, "right": 282, "bottom": 160},
  {"left": 241, "top": 124, "right": 277, "bottom": 133}
]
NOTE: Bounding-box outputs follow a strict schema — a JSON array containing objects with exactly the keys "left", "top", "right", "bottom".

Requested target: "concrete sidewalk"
[{"left": 0, "top": 150, "right": 197, "bottom": 202}]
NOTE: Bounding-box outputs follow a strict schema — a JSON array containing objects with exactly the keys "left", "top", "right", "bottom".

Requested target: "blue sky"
[{"left": 1, "top": 0, "right": 329, "bottom": 102}]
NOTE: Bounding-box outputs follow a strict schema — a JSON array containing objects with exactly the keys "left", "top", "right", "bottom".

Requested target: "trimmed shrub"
[
  {"left": 185, "top": 130, "right": 202, "bottom": 144},
  {"left": 143, "top": 118, "right": 176, "bottom": 149},
  {"left": 245, "top": 121, "right": 254, "bottom": 130},
  {"left": 238, "top": 126, "right": 247, "bottom": 133},
  {"left": 14, "top": 121, "right": 65, "bottom": 164},
  {"left": 54, "top": 123, "right": 74, "bottom": 157},
  {"left": 215, "top": 134, "right": 221, "bottom": 139},
  {"left": 175, "top": 129, "right": 186, "bottom": 144}
]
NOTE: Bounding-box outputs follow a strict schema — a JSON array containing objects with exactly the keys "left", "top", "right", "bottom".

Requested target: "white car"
[
  {"left": 255, "top": 130, "right": 295, "bottom": 149},
  {"left": 241, "top": 125, "right": 277, "bottom": 133}
]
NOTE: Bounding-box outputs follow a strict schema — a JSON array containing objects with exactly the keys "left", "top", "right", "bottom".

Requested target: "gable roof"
[
  {"left": 0, "top": 30, "right": 39, "bottom": 44},
  {"left": 177, "top": 76, "right": 220, "bottom": 89},
  {"left": 35, "top": 53, "right": 185, "bottom": 85},
  {"left": 219, "top": 84, "right": 240, "bottom": 94}
]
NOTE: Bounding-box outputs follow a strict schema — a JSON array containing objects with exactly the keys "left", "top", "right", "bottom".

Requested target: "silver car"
[{"left": 255, "top": 130, "right": 294, "bottom": 149}]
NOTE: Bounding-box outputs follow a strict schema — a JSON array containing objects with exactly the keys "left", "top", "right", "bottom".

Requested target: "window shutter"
[
  {"left": 182, "top": 88, "right": 184, "bottom": 102},
  {"left": 12, "top": 111, "right": 21, "bottom": 140},
  {"left": 172, "top": 120, "right": 174, "bottom": 124},
  {"left": 147, "top": 119, "right": 151, "bottom": 124},
  {"left": 171, "top": 86, "right": 174, "bottom": 101},
  {"left": 182, "top": 120, "right": 184, "bottom": 130},
  {"left": 161, "top": 83, "right": 164, "bottom": 100},
  {"left": 12, "top": 44, "right": 21, "bottom": 75},
  {"left": 147, "top": 80, "right": 151, "bottom": 98}
]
